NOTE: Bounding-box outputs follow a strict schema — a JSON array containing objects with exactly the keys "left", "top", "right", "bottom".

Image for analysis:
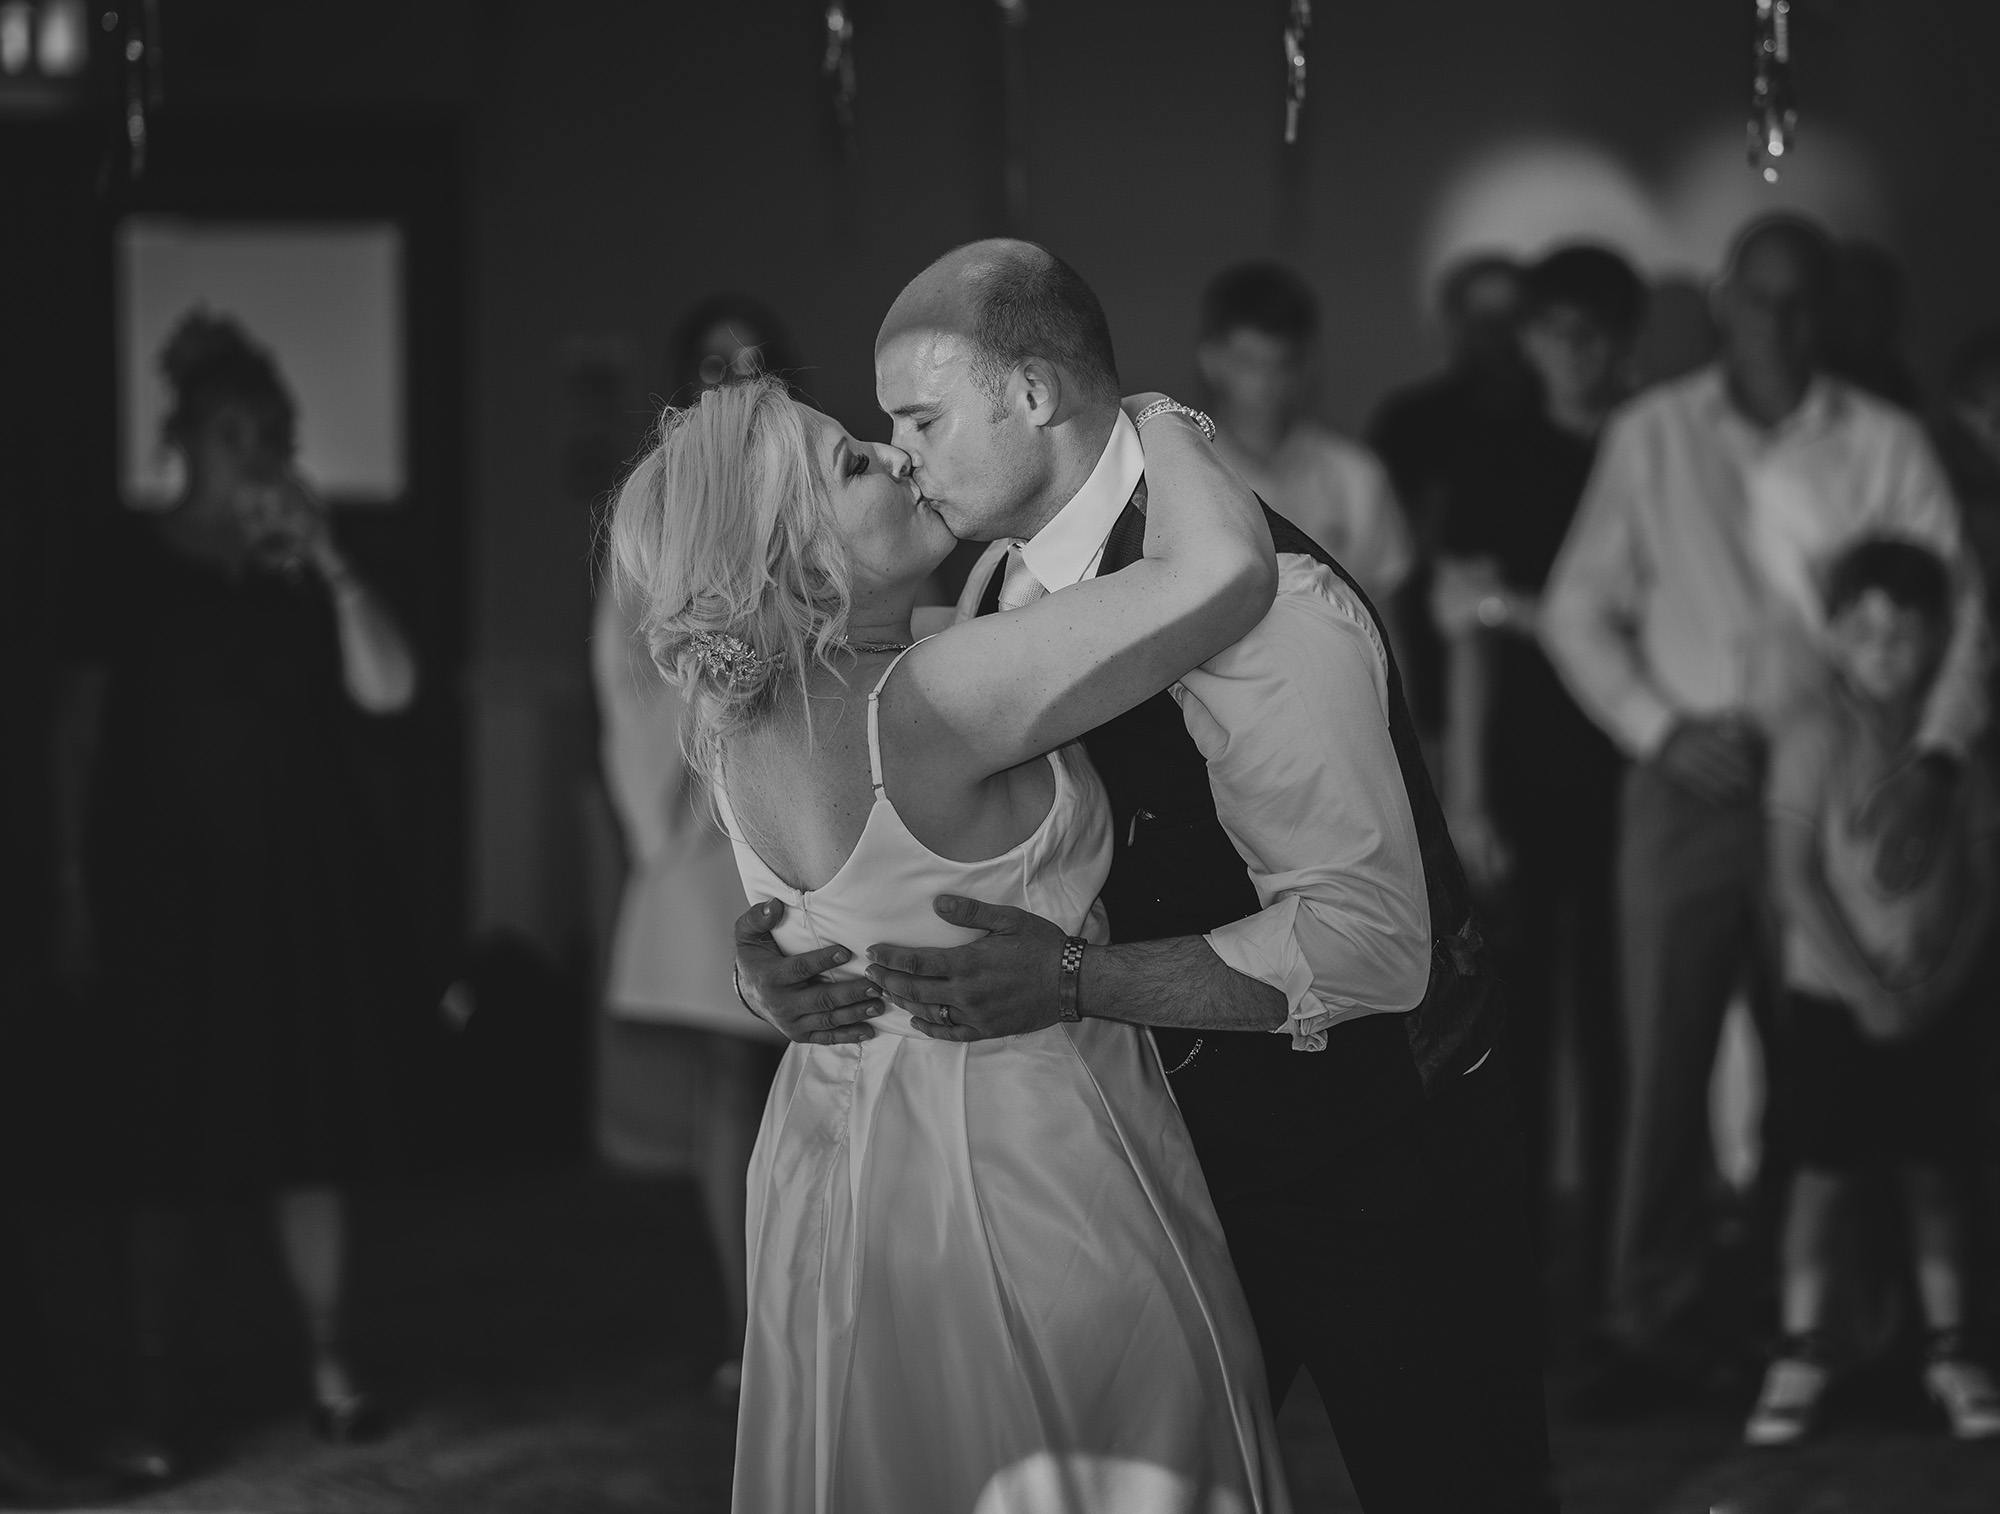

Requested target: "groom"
[{"left": 735, "top": 240, "right": 1553, "bottom": 1513}]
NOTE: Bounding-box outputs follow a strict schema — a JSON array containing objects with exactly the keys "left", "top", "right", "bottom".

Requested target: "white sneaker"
[
  {"left": 1744, "top": 1355, "right": 1830, "bottom": 1447},
  {"left": 1924, "top": 1357, "right": 2000, "bottom": 1440}
]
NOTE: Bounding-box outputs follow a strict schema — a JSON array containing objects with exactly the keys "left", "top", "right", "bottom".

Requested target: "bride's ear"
[{"left": 1014, "top": 358, "right": 1063, "bottom": 430}]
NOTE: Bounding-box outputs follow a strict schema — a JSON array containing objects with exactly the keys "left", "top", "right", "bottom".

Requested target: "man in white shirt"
[
  {"left": 1541, "top": 214, "right": 1989, "bottom": 1405},
  {"left": 940, "top": 413, "right": 1433, "bottom": 1059},
  {"left": 737, "top": 241, "right": 1550, "bottom": 1512}
]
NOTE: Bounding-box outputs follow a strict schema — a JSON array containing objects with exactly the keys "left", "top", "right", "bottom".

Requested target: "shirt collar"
[
  {"left": 1015, "top": 410, "right": 1145, "bottom": 591},
  {"left": 1697, "top": 363, "right": 1846, "bottom": 444}
]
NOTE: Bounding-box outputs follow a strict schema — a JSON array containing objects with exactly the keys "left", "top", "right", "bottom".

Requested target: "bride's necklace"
[{"left": 836, "top": 639, "right": 912, "bottom": 655}]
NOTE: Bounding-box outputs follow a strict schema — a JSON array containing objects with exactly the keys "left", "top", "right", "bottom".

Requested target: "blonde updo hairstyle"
[{"left": 609, "top": 376, "right": 854, "bottom": 780}]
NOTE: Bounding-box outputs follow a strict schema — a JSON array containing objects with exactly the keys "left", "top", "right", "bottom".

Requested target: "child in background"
[
  {"left": 1197, "top": 262, "right": 1415, "bottom": 610},
  {"left": 1746, "top": 537, "right": 2000, "bottom": 1446}
]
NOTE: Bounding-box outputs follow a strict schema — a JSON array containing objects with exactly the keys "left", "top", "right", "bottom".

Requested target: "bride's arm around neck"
[{"left": 891, "top": 406, "right": 1276, "bottom": 785}]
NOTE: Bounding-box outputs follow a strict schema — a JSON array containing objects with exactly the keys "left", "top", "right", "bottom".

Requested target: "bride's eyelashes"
[{"left": 846, "top": 451, "right": 870, "bottom": 478}]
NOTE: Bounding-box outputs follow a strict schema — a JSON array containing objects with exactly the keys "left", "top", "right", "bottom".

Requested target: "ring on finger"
[{"left": 938, "top": 1006, "right": 952, "bottom": 1026}]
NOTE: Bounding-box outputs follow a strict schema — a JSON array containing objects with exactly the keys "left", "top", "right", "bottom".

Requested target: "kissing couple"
[{"left": 609, "top": 241, "right": 1553, "bottom": 1513}]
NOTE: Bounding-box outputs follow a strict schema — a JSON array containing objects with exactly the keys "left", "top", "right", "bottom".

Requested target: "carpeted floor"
[{"left": 18, "top": 1171, "right": 2000, "bottom": 1513}]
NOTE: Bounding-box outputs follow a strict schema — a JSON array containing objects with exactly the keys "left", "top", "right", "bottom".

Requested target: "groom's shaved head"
[{"left": 879, "top": 239, "right": 1120, "bottom": 409}]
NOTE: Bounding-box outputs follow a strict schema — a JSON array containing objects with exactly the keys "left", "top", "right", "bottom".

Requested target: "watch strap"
[{"left": 1057, "top": 936, "right": 1087, "bottom": 1023}]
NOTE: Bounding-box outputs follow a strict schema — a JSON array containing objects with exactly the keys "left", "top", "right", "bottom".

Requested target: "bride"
[{"left": 609, "top": 373, "right": 1290, "bottom": 1514}]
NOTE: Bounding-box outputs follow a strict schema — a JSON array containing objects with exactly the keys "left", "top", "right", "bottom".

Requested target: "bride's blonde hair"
[{"left": 607, "top": 376, "right": 853, "bottom": 779}]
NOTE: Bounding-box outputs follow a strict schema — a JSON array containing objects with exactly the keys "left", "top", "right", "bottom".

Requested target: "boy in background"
[
  {"left": 1198, "top": 262, "right": 1415, "bottom": 611},
  {"left": 1748, "top": 537, "right": 2000, "bottom": 1445}
]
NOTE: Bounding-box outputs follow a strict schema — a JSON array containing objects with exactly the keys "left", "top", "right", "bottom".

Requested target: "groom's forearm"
[{"left": 1081, "top": 936, "right": 1289, "bottom": 1033}]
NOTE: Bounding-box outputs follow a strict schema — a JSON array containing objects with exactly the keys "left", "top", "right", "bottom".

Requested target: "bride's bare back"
[{"left": 719, "top": 654, "right": 1058, "bottom": 894}]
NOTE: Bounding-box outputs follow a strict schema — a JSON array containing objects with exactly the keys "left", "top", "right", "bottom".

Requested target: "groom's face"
[{"left": 875, "top": 328, "right": 1044, "bottom": 543}]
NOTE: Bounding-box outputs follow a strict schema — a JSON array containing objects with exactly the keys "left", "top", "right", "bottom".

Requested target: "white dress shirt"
[
  {"left": 963, "top": 418, "right": 1433, "bottom": 1050},
  {"left": 1214, "top": 422, "right": 1416, "bottom": 604},
  {"left": 1541, "top": 366, "right": 1988, "bottom": 759}
]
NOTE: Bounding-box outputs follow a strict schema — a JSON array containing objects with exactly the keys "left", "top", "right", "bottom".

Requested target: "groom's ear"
[{"left": 1014, "top": 357, "right": 1063, "bottom": 430}]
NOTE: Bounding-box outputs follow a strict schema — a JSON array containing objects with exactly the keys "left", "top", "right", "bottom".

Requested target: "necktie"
[{"left": 997, "top": 545, "right": 1047, "bottom": 612}]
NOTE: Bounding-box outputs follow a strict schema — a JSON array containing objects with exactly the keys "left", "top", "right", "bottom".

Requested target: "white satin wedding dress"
[{"left": 717, "top": 648, "right": 1289, "bottom": 1514}]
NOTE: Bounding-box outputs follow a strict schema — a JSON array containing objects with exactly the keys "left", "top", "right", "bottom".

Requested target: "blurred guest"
[
  {"left": 1432, "top": 245, "right": 1645, "bottom": 1296},
  {"left": 1746, "top": 539, "right": 2000, "bottom": 1446},
  {"left": 592, "top": 583, "right": 782, "bottom": 1405},
  {"left": 1198, "top": 262, "right": 1414, "bottom": 607},
  {"left": 50, "top": 313, "right": 417, "bottom": 1448},
  {"left": 668, "top": 293, "right": 802, "bottom": 406},
  {"left": 1369, "top": 253, "right": 1535, "bottom": 740},
  {"left": 1826, "top": 240, "right": 1921, "bottom": 411},
  {"left": 590, "top": 302, "right": 789, "bottom": 1405},
  {"left": 1542, "top": 214, "right": 1988, "bottom": 1411}
]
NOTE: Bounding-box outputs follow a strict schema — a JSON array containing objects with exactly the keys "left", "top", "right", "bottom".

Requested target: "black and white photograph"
[{"left": 5, "top": 3, "right": 2000, "bottom": 1511}]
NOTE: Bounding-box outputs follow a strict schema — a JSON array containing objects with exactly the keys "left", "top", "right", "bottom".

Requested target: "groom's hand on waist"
[
  {"left": 733, "top": 900, "right": 886, "bottom": 1045},
  {"left": 866, "top": 895, "right": 1067, "bottom": 1042}
]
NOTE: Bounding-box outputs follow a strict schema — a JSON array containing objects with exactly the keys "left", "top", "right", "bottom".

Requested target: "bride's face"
[{"left": 801, "top": 408, "right": 956, "bottom": 596}]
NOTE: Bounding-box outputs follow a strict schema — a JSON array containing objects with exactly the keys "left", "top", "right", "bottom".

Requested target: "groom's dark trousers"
[{"left": 1060, "top": 503, "right": 1558, "bottom": 1514}]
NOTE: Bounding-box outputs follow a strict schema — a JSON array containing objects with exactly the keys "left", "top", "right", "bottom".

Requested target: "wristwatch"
[{"left": 1056, "top": 936, "right": 1087, "bottom": 1023}]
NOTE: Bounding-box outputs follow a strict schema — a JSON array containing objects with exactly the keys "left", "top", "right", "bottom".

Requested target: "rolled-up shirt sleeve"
[{"left": 1175, "top": 556, "right": 1433, "bottom": 1050}]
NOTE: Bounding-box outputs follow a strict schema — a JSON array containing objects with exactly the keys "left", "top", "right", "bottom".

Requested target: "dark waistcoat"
[{"left": 986, "top": 493, "right": 1503, "bottom": 1200}]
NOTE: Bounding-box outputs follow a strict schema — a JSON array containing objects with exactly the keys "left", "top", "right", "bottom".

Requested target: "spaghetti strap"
[{"left": 864, "top": 642, "right": 925, "bottom": 802}]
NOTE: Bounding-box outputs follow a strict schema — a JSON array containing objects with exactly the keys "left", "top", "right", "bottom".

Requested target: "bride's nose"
[{"left": 868, "top": 441, "right": 914, "bottom": 481}]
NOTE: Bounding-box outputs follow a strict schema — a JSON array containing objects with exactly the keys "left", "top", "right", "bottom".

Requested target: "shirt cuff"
[{"left": 1205, "top": 898, "right": 1338, "bottom": 1052}]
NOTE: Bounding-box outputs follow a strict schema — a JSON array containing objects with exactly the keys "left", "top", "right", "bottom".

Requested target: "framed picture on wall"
[{"left": 116, "top": 217, "right": 406, "bottom": 508}]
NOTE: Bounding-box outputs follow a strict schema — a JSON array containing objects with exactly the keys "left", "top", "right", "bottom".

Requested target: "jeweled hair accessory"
[{"left": 687, "top": 630, "right": 773, "bottom": 683}]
